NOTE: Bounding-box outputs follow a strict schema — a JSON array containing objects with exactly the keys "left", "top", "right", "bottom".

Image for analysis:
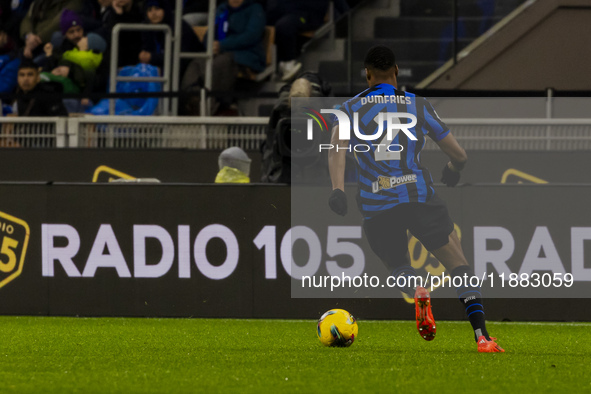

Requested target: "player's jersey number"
[{"left": 373, "top": 113, "right": 404, "bottom": 162}]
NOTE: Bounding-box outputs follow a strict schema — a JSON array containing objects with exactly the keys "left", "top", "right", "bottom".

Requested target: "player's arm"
[
  {"left": 328, "top": 124, "right": 348, "bottom": 191},
  {"left": 436, "top": 132, "right": 467, "bottom": 186},
  {"left": 327, "top": 124, "right": 349, "bottom": 215},
  {"left": 436, "top": 132, "right": 467, "bottom": 171}
]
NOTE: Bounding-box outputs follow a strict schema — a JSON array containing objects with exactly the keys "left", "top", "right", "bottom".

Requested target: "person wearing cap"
[
  {"left": 60, "top": 9, "right": 85, "bottom": 46},
  {"left": 41, "top": 9, "right": 108, "bottom": 110},
  {"left": 215, "top": 147, "right": 252, "bottom": 183},
  {"left": 20, "top": 0, "right": 84, "bottom": 59},
  {"left": 47, "top": 10, "right": 107, "bottom": 56},
  {"left": 42, "top": 9, "right": 107, "bottom": 70}
]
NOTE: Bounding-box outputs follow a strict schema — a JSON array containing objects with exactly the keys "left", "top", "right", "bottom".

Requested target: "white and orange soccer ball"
[{"left": 317, "top": 309, "right": 358, "bottom": 347}]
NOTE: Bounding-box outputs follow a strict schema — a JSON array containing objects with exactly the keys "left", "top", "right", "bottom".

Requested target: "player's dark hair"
[
  {"left": 18, "top": 58, "right": 39, "bottom": 72},
  {"left": 364, "top": 45, "right": 396, "bottom": 71}
]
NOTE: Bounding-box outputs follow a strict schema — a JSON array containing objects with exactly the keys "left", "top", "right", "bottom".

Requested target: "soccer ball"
[{"left": 317, "top": 309, "right": 358, "bottom": 347}]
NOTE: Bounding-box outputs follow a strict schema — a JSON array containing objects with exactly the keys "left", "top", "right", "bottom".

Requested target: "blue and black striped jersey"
[{"left": 340, "top": 83, "right": 450, "bottom": 218}]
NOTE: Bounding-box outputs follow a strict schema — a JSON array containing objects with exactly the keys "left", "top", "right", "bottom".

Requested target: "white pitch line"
[
  {"left": 361, "top": 320, "right": 591, "bottom": 326},
  {"left": 52, "top": 317, "right": 589, "bottom": 325},
  {"left": 205, "top": 319, "right": 591, "bottom": 325}
]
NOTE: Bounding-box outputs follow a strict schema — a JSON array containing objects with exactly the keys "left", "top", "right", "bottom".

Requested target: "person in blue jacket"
[
  {"left": 212, "top": 0, "right": 266, "bottom": 74},
  {"left": 180, "top": 0, "right": 265, "bottom": 115},
  {"left": 0, "top": 52, "right": 20, "bottom": 94}
]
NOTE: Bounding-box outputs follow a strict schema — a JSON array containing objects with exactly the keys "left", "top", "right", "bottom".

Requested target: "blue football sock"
[{"left": 451, "top": 265, "right": 490, "bottom": 341}]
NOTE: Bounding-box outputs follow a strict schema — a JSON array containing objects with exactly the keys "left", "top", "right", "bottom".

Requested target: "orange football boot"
[
  {"left": 414, "top": 286, "right": 436, "bottom": 341},
  {"left": 477, "top": 336, "right": 505, "bottom": 353}
]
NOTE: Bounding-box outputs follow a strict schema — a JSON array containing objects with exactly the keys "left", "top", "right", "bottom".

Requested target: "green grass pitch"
[{"left": 1, "top": 316, "right": 590, "bottom": 393}]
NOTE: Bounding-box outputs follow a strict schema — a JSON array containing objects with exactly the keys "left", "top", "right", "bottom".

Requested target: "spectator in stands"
[
  {"left": 43, "top": 59, "right": 92, "bottom": 112},
  {"left": 40, "top": 60, "right": 83, "bottom": 97},
  {"left": 20, "top": 0, "right": 84, "bottom": 59},
  {"left": 84, "top": 0, "right": 116, "bottom": 40},
  {"left": 6, "top": 0, "right": 34, "bottom": 43},
  {"left": 102, "top": 0, "right": 143, "bottom": 67},
  {"left": 78, "top": 0, "right": 112, "bottom": 36},
  {"left": 180, "top": 0, "right": 265, "bottom": 115},
  {"left": 267, "top": 0, "right": 348, "bottom": 81},
  {"left": 0, "top": 2, "right": 14, "bottom": 46},
  {"left": 139, "top": 0, "right": 203, "bottom": 76},
  {"left": 266, "top": 0, "right": 329, "bottom": 81},
  {"left": 43, "top": 9, "right": 107, "bottom": 67},
  {"left": 0, "top": 23, "right": 20, "bottom": 113},
  {"left": 0, "top": 23, "right": 18, "bottom": 56},
  {"left": 76, "top": 0, "right": 113, "bottom": 92},
  {"left": 215, "top": 146, "right": 251, "bottom": 183},
  {"left": 58, "top": 9, "right": 86, "bottom": 48},
  {"left": 40, "top": 10, "right": 107, "bottom": 110},
  {"left": 212, "top": 0, "right": 266, "bottom": 71},
  {"left": 0, "top": 49, "right": 20, "bottom": 94},
  {"left": 15, "top": 59, "right": 68, "bottom": 116}
]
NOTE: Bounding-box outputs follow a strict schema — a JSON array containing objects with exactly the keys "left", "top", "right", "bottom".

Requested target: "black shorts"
[{"left": 362, "top": 194, "right": 454, "bottom": 271}]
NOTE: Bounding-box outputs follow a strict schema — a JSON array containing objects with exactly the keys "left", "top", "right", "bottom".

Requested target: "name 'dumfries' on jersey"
[
  {"left": 360, "top": 95, "right": 411, "bottom": 106},
  {"left": 372, "top": 174, "right": 417, "bottom": 193}
]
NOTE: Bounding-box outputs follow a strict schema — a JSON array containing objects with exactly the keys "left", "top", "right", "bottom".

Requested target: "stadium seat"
[{"left": 192, "top": 26, "right": 276, "bottom": 82}]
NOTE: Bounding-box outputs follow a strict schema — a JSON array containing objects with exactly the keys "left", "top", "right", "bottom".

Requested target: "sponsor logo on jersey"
[{"left": 372, "top": 174, "right": 417, "bottom": 193}]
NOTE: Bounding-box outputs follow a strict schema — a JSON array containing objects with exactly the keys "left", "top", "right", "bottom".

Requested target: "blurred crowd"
[{"left": 0, "top": 0, "right": 351, "bottom": 116}]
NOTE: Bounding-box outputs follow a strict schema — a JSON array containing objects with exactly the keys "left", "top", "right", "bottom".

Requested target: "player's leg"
[
  {"left": 430, "top": 233, "right": 487, "bottom": 339},
  {"left": 362, "top": 208, "right": 436, "bottom": 341},
  {"left": 410, "top": 195, "right": 503, "bottom": 352},
  {"left": 430, "top": 233, "right": 504, "bottom": 352},
  {"left": 362, "top": 208, "right": 416, "bottom": 298}
]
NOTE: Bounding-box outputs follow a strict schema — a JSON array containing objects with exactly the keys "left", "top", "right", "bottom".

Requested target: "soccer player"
[{"left": 327, "top": 45, "right": 504, "bottom": 353}]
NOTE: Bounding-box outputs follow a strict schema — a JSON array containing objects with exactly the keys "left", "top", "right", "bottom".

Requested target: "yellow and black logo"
[
  {"left": 0, "top": 211, "right": 30, "bottom": 290},
  {"left": 501, "top": 169, "right": 547, "bottom": 184},
  {"left": 92, "top": 165, "right": 136, "bottom": 183}
]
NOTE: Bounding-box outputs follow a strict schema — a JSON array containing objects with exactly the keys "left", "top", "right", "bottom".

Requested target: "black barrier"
[
  {"left": 0, "top": 182, "right": 590, "bottom": 321},
  {"left": 0, "top": 149, "right": 261, "bottom": 184},
  {"left": 0, "top": 149, "right": 590, "bottom": 185},
  {"left": 2, "top": 88, "right": 588, "bottom": 103}
]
